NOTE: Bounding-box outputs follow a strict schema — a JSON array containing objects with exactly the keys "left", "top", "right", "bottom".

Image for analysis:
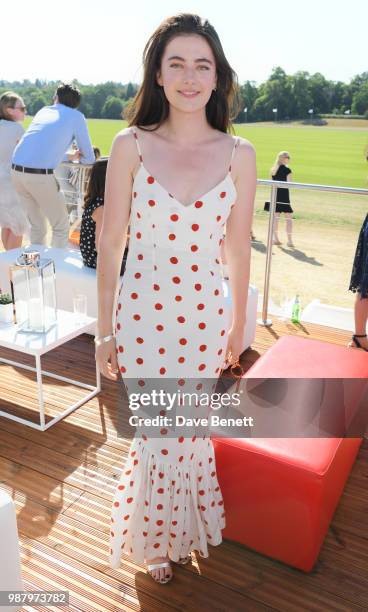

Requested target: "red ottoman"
[{"left": 214, "top": 337, "right": 368, "bottom": 571}]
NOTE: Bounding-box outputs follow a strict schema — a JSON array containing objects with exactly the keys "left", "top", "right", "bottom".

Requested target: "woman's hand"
[
  {"left": 224, "top": 324, "right": 244, "bottom": 367},
  {"left": 95, "top": 339, "right": 119, "bottom": 381}
]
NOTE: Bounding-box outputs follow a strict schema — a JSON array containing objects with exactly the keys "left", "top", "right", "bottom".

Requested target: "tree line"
[{"left": 1, "top": 68, "right": 367, "bottom": 122}]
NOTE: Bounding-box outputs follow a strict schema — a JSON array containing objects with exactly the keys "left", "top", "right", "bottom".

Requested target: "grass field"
[
  {"left": 18, "top": 117, "right": 368, "bottom": 310},
  {"left": 88, "top": 119, "right": 368, "bottom": 188},
  {"left": 23, "top": 117, "right": 368, "bottom": 187}
]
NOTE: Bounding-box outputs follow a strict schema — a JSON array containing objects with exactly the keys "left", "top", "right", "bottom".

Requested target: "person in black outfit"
[
  {"left": 265, "top": 151, "right": 294, "bottom": 247},
  {"left": 348, "top": 149, "right": 368, "bottom": 352},
  {"left": 349, "top": 212, "right": 368, "bottom": 351},
  {"left": 80, "top": 158, "right": 128, "bottom": 275}
]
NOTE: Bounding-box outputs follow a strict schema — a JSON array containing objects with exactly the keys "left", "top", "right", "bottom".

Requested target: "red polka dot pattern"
[{"left": 111, "top": 137, "right": 234, "bottom": 565}]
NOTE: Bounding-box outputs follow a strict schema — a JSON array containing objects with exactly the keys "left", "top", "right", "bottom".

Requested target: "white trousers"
[{"left": 11, "top": 170, "right": 69, "bottom": 248}]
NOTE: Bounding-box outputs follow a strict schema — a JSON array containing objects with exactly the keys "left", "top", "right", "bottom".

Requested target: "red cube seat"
[{"left": 214, "top": 336, "right": 368, "bottom": 571}]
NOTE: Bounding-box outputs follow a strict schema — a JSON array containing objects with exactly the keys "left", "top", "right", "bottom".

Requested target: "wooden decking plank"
[
  {"left": 62, "top": 490, "right": 112, "bottom": 531},
  {"left": 184, "top": 540, "right": 366, "bottom": 612},
  {"left": 0, "top": 428, "right": 126, "bottom": 486},
  {"left": 20, "top": 539, "right": 146, "bottom": 612},
  {"left": 20, "top": 577, "right": 72, "bottom": 612},
  {"left": 4, "top": 447, "right": 367, "bottom": 609},
  {"left": 17, "top": 493, "right": 366, "bottom": 612},
  {"left": 0, "top": 378, "right": 132, "bottom": 443},
  {"left": 0, "top": 417, "right": 128, "bottom": 473},
  {"left": 0, "top": 458, "right": 83, "bottom": 513},
  {"left": 0, "top": 384, "right": 132, "bottom": 450},
  {"left": 20, "top": 537, "right": 272, "bottom": 612},
  {"left": 0, "top": 321, "right": 366, "bottom": 611},
  {"left": 0, "top": 430, "right": 117, "bottom": 499},
  {"left": 323, "top": 528, "right": 368, "bottom": 574},
  {"left": 15, "top": 497, "right": 265, "bottom": 612}
]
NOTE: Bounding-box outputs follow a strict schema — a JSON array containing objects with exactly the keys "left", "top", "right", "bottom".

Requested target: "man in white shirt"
[{"left": 11, "top": 83, "right": 95, "bottom": 247}]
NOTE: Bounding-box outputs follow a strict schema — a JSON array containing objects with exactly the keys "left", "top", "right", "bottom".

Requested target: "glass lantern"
[{"left": 10, "top": 249, "right": 57, "bottom": 332}]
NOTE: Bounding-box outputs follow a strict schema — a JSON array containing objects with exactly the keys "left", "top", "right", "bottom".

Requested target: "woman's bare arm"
[
  {"left": 96, "top": 130, "right": 137, "bottom": 377},
  {"left": 224, "top": 140, "right": 256, "bottom": 357}
]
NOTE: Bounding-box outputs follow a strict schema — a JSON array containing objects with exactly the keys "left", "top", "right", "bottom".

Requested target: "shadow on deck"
[{"left": 0, "top": 318, "right": 367, "bottom": 611}]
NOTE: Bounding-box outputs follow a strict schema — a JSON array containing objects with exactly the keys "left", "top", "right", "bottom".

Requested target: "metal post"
[
  {"left": 257, "top": 184, "right": 277, "bottom": 327},
  {"left": 35, "top": 354, "right": 46, "bottom": 430},
  {"left": 96, "top": 359, "right": 101, "bottom": 393},
  {"left": 77, "top": 166, "right": 84, "bottom": 221}
]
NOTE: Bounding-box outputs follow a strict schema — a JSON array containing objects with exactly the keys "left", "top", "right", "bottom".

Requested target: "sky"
[{"left": 2, "top": 0, "right": 367, "bottom": 86}]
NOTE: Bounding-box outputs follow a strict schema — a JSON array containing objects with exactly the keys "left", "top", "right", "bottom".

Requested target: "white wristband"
[{"left": 94, "top": 334, "right": 115, "bottom": 347}]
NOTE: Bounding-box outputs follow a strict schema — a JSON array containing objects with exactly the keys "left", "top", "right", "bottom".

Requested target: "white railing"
[
  {"left": 258, "top": 180, "right": 368, "bottom": 326},
  {"left": 55, "top": 162, "right": 94, "bottom": 222}
]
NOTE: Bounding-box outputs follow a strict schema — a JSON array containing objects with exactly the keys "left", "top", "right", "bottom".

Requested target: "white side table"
[{"left": 0, "top": 310, "right": 101, "bottom": 431}]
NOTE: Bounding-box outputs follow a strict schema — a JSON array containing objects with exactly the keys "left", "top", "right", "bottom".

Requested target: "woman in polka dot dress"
[{"left": 96, "top": 14, "right": 256, "bottom": 585}]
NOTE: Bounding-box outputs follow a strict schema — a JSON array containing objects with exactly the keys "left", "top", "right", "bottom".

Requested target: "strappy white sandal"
[
  {"left": 147, "top": 561, "right": 173, "bottom": 584},
  {"left": 175, "top": 555, "right": 192, "bottom": 565}
]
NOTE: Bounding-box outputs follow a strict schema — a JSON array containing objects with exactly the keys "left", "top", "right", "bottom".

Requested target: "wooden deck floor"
[{"left": 0, "top": 319, "right": 367, "bottom": 612}]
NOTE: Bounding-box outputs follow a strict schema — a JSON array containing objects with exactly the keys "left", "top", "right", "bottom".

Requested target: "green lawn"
[
  {"left": 89, "top": 120, "right": 367, "bottom": 188},
  {"left": 237, "top": 124, "right": 368, "bottom": 188},
  {"left": 18, "top": 117, "right": 367, "bottom": 308},
  {"left": 23, "top": 117, "right": 368, "bottom": 188}
]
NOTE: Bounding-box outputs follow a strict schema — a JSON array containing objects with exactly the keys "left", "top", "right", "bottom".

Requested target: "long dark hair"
[
  {"left": 84, "top": 159, "right": 108, "bottom": 207},
  {"left": 125, "top": 13, "right": 239, "bottom": 133}
]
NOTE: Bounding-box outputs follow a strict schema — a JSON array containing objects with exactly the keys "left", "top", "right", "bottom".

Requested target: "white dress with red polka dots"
[{"left": 110, "top": 128, "right": 239, "bottom": 567}]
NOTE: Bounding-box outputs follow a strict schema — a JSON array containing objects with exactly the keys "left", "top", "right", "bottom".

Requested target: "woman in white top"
[{"left": 0, "top": 92, "right": 29, "bottom": 249}]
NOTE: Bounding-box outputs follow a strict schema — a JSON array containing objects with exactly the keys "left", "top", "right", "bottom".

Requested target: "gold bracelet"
[{"left": 94, "top": 334, "right": 115, "bottom": 347}]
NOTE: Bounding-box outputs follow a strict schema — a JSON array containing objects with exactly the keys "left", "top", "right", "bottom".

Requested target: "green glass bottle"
[{"left": 291, "top": 295, "right": 301, "bottom": 324}]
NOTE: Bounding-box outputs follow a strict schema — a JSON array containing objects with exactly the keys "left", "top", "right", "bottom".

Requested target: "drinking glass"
[{"left": 73, "top": 294, "right": 87, "bottom": 324}]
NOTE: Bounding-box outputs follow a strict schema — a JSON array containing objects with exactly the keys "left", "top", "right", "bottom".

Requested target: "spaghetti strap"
[
  {"left": 131, "top": 127, "right": 143, "bottom": 164},
  {"left": 228, "top": 137, "right": 239, "bottom": 173}
]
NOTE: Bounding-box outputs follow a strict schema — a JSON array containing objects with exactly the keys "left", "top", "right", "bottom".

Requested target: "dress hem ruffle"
[{"left": 109, "top": 437, "right": 226, "bottom": 567}]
